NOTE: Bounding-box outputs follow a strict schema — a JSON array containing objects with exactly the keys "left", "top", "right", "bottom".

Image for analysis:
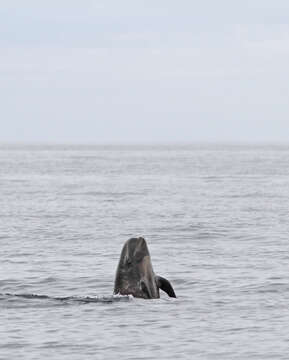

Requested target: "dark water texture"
[{"left": 1, "top": 144, "right": 289, "bottom": 359}]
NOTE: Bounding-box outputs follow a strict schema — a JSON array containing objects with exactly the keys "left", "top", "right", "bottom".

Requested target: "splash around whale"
[
  {"left": 2, "top": 237, "right": 176, "bottom": 302},
  {"left": 114, "top": 237, "right": 176, "bottom": 299}
]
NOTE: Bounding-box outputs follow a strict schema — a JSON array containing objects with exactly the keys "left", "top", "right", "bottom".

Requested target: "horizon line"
[{"left": 1, "top": 140, "right": 289, "bottom": 147}]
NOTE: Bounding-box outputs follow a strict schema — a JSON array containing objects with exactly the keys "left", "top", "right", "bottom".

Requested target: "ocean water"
[{"left": 1, "top": 144, "right": 289, "bottom": 359}]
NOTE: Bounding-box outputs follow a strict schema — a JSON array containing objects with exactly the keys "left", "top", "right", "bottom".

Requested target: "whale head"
[{"left": 113, "top": 237, "right": 159, "bottom": 299}]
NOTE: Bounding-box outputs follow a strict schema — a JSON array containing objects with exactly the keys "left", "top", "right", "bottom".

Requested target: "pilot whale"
[{"left": 114, "top": 237, "right": 176, "bottom": 299}]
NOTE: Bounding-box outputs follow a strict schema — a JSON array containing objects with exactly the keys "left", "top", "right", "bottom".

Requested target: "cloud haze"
[{"left": 1, "top": 1, "right": 289, "bottom": 143}]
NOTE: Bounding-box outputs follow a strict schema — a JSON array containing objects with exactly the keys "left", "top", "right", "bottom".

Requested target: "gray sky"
[{"left": 1, "top": 0, "right": 289, "bottom": 143}]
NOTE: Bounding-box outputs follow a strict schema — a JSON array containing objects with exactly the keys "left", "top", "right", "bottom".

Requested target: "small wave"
[
  {"left": 1, "top": 293, "right": 131, "bottom": 304},
  {"left": 240, "top": 282, "right": 289, "bottom": 295},
  {"left": 70, "top": 191, "right": 142, "bottom": 197}
]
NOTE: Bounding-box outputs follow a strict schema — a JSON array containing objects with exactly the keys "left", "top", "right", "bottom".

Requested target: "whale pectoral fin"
[
  {"left": 156, "top": 276, "right": 176, "bottom": 298},
  {"left": 140, "top": 280, "right": 151, "bottom": 299}
]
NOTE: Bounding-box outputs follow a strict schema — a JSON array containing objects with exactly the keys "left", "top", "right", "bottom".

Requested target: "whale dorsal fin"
[{"left": 156, "top": 276, "right": 176, "bottom": 298}]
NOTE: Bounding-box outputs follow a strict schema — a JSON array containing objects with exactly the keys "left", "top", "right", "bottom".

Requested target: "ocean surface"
[{"left": 1, "top": 144, "right": 289, "bottom": 359}]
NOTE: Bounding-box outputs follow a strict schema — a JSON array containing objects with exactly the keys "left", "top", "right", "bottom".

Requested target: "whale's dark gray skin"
[{"left": 114, "top": 237, "right": 176, "bottom": 299}]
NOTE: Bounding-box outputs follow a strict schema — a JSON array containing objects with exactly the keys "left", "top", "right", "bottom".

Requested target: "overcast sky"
[{"left": 1, "top": 0, "right": 289, "bottom": 143}]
